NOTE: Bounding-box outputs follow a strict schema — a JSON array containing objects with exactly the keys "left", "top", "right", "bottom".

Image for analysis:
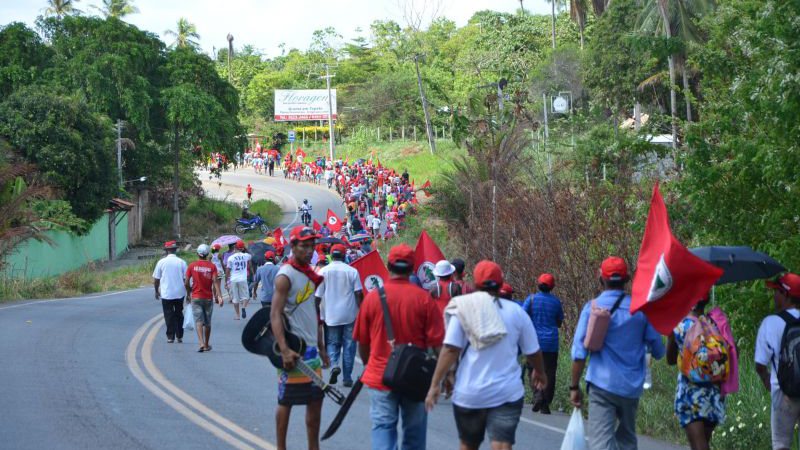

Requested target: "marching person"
[
  {"left": 152, "top": 240, "right": 188, "bottom": 343},
  {"left": 315, "top": 244, "right": 364, "bottom": 387},
  {"left": 353, "top": 244, "right": 445, "bottom": 450},
  {"left": 522, "top": 273, "right": 563, "bottom": 414},
  {"left": 252, "top": 250, "right": 279, "bottom": 309},
  {"left": 756, "top": 273, "right": 800, "bottom": 450},
  {"left": 185, "top": 244, "right": 223, "bottom": 352},
  {"left": 271, "top": 226, "right": 329, "bottom": 450},
  {"left": 430, "top": 259, "right": 462, "bottom": 317},
  {"left": 569, "top": 257, "right": 665, "bottom": 450},
  {"left": 425, "top": 260, "right": 548, "bottom": 450},
  {"left": 225, "top": 240, "right": 253, "bottom": 320}
]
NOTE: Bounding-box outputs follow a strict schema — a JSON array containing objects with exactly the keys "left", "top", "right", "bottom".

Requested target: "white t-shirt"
[
  {"left": 371, "top": 217, "right": 382, "bottom": 229},
  {"left": 445, "top": 298, "right": 540, "bottom": 409},
  {"left": 315, "top": 261, "right": 363, "bottom": 326},
  {"left": 226, "top": 252, "right": 252, "bottom": 283},
  {"left": 755, "top": 308, "right": 800, "bottom": 393},
  {"left": 152, "top": 254, "right": 188, "bottom": 300}
]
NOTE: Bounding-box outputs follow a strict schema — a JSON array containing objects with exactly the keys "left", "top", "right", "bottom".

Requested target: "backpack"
[
  {"left": 679, "top": 315, "right": 730, "bottom": 384},
  {"left": 777, "top": 311, "right": 800, "bottom": 398},
  {"left": 431, "top": 281, "right": 462, "bottom": 299},
  {"left": 583, "top": 292, "right": 625, "bottom": 352}
]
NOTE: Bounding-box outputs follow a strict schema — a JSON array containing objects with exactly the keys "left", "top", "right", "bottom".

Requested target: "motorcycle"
[
  {"left": 234, "top": 214, "right": 268, "bottom": 234},
  {"left": 299, "top": 207, "right": 312, "bottom": 226}
]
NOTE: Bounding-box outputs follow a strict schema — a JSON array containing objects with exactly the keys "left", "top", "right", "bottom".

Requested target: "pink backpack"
[{"left": 584, "top": 293, "right": 626, "bottom": 352}]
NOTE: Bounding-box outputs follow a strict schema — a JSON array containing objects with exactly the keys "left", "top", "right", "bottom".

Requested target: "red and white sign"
[{"left": 274, "top": 89, "right": 337, "bottom": 122}]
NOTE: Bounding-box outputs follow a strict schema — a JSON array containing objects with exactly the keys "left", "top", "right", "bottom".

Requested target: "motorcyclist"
[
  {"left": 298, "top": 199, "right": 312, "bottom": 225},
  {"left": 241, "top": 204, "right": 253, "bottom": 220}
]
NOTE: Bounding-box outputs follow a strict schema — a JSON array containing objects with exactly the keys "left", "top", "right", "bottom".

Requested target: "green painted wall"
[{"left": 3, "top": 213, "right": 128, "bottom": 279}]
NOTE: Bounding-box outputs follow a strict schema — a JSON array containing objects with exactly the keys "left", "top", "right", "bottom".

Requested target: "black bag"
[
  {"left": 777, "top": 311, "right": 800, "bottom": 398},
  {"left": 378, "top": 286, "right": 437, "bottom": 402}
]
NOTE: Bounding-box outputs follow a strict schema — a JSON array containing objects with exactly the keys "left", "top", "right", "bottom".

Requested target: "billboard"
[{"left": 274, "top": 89, "right": 337, "bottom": 121}]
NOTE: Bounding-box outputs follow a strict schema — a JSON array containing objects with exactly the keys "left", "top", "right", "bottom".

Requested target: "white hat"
[
  {"left": 197, "top": 244, "right": 210, "bottom": 256},
  {"left": 433, "top": 260, "right": 456, "bottom": 278}
]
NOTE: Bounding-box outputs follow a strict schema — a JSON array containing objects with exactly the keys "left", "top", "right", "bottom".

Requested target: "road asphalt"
[{"left": 0, "top": 168, "right": 687, "bottom": 450}]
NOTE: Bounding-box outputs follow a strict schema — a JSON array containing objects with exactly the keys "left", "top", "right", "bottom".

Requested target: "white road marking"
[{"left": 0, "top": 287, "right": 147, "bottom": 311}]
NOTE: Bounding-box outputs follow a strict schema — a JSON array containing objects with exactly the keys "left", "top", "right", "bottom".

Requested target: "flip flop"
[
  {"left": 204, "top": 346, "right": 212, "bottom": 352},
  {"left": 197, "top": 347, "right": 205, "bottom": 353}
]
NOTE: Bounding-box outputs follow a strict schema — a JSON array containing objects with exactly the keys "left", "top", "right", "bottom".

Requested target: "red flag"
[
  {"left": 377, "top": 159, "right": 382, "bottom": 169},
  {"left": 326, "top": 209, "right": 343, "bottom": 233},
  {"left": 312, "top": 220, "right": 321, "bottom": 232},
  {"left": 420, "top": 180, "right": 432, "bottom": 197},
  {"left": 295, "top": 147, "right": 306, "bottom": 158},
  {"left": 413, "top": 230, "right": 446, "bottom": 290},
  {"left": 351, "top": 250, "right": 390, "bottom": 293},
  {"left": 631, "top": 184, "right": 723, "bottom": 335},
  {"left": 273, "top": 227, "right": 289, "bottom": 247}
]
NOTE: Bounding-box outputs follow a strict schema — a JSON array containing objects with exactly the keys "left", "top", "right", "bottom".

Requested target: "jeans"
[
  {"left": 587, "top": 384, "right": 639, "bottom": 450},
  {"left": 326, "top": 322, "right": 356, "bottom": 382},
  {"left": 368, "top": 388, "right": 427, "bottom": 450},
  {"left": 161, "top": 298, "right": 184, "bottom": 340}
]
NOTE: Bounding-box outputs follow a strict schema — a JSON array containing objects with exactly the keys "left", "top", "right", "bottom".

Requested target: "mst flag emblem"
[
  {"left": 648, "top": 254, "right": 673, "bottom": 302},
  {"left": 631, "top": 184, "right": 723, "bottom": 335},
  {"left": 416, "top": 262, "right": 437, "bottom": 290},
  {"left": 364, "top": 275, "right": 385, "bottom": 292}
]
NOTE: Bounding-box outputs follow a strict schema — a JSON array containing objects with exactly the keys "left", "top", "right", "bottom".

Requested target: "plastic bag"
[
  {"left": 560, "top": 408, "right": 587, "bottom": 450},
  {"left": 182, "top": 303, "right": 194, "bottom": 331}
]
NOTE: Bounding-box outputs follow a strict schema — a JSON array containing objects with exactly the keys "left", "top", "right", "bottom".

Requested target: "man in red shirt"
[
  {"left": 353, "top": 243, "right": 444, "bottom": 450},
  {"left": 185, "top": 244, "right": 223, "bottom": 352},
  {"left": 246, "top": 183, "right": 253, "bottom": 200}
]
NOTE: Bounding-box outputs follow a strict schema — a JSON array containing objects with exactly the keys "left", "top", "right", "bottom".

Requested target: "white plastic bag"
[
  {"left": 182, "top": 303, "right": 194, "bottom": 331},
  {"left": 560, "top": 408, "right": 587, "bottom": 450}
]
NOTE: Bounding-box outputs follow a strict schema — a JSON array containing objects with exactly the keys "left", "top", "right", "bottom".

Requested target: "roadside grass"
[
  {"left": 0, "top": 251, "right": 198, "bottom": 303},
  {"left": 143, "top": 196, "right": 281, "bottom": 242}
]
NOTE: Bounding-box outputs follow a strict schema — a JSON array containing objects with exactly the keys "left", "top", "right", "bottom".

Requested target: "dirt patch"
[{"left": 399, "top": 145, "right": 424, "bottom": 156}]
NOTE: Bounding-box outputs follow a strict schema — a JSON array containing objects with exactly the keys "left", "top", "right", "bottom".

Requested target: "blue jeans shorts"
[{"left": 453, "top": 397, "right": 524, "bottom": 447}]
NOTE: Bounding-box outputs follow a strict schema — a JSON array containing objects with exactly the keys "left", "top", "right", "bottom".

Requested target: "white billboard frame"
[{"left": 274, "top": 89, "right": 337, "bottom": 122}]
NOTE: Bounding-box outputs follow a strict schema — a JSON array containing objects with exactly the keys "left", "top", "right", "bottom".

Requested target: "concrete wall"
[
  {"left": 127, "top": 189, "right": 148, "bottom": 246},
  {"left": 3, "top": 212, "right": 128, "bottom": 279}
]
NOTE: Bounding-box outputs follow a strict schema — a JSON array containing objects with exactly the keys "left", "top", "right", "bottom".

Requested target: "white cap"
[
  {"left": 197, "top": 244, "right": 210, "bottom": 256},
  {"left": 433, "top": 260, "right": 456, "bottom": 278}
]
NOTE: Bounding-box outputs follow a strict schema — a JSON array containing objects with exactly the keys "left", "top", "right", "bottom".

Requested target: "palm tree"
[
  {"left": 43, "top": 0, "right": 81, "bottom": 18},
  {"left": 95, "top": 0, "right": 138, "bottom": 19},
  {"left": 570, "top": 0, "right": 589, "bottom": 49},
  {"left": 164, "top": 18, "right": 200, "bottom": 49}
]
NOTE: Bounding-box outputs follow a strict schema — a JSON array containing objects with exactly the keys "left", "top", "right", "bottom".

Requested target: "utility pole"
[
  {"left": 116, "top": 119, "right": 123, "bottom": 190},
  {"left": 414, "top": 54, "right": 436, "bottom": 154},
  {"left": 322, "top": 64, "right": 336, "bottom": 162},
  {"left": 551, "top": 0, "right": 556, "bottom": 49},
  {"left": 226, "top": 33, "right": 234, "bottom": 83},
  {"left": 543, "top": 93, "right": 552, "bottom": 182},
  {"left": 171, "top": 134, "right": 181, "bottom": 240}
]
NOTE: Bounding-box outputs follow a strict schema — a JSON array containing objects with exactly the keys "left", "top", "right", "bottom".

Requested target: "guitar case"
[{"left": 241, "top": 305, "right": 306, "bottom": 368}]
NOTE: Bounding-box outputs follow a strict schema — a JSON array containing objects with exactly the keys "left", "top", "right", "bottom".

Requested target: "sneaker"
[
  {"left": 540, "top": 404, "right": 551, "bottom": 415},
  {"left": 343, "top": 380, "right": 354, "bottom": 388},
  {"left": 241, "top": 308, "right": 246, "bottom": 319},
  {"left": 329, "top": 367, "right": 341, "bottom": 385},
  {"left": 167, "top": 339, "right": 174, "bottom": 343},
  {"left": 531, "top": 401, "right": 541, "bottom": 413},
  {"left": 177, "top": 338, "right": 182, "bottom": 343}
]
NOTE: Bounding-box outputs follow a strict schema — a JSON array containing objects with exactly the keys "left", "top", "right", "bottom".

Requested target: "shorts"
[
  {"left": 771, "top": 389, "right": 800, "bottom": 449},
  {"left": 230, "top": 281, "right": 249, "bottom": 304},
  {"left": 277, "top": 347, "right": 324, "bottom": 406},
  {"left": 191, "top": 299, "right": 213, "bottom": 325},
  {"left": 453, "top": 397, "right": 523, "bottom": 447}
]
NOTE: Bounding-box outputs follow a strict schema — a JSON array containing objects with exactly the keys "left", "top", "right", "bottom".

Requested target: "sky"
[{"left": 2, "top": 0, "right": 553, "bottom": 57}]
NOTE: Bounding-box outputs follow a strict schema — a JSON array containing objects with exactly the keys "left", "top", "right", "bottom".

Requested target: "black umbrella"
[
  {"left": 317, "top": 236, "right": 346, "bottom": 245},
  {"left": 248, "top": 242, "right": 276, "bottom": 266},
  {"left": 690, "top": 246, "right": 786, "bottom": 285}
]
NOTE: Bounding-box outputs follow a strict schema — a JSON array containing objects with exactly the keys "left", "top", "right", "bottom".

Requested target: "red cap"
[
  {"left": 499, "top": 283, "right": 514, "bottom": 296},
  {"left": 601, "top": 257, "right": 628, "bottom": 281},
  {"left": 264, "top": 250, "right": 276, "bottom": 260},
  {"left": 331, "top": 244, "right": 347, "bottom": 255},
  {"left": 235, "top": 240, "right": 245, "bottom": 249},
  {"left": 474, "top": 260, "right": 503, "bottom": 289},
  {"left": 211, "top": 243, "right": 221, "bottom": 251},
  {"left": 767, "top": 273, "right": 800, "bottom": 298},
  {"left": 289, "top": 225, "right": 318, "bottom": 243},
  {"left": 388, "top": 244, "right": 415, "bottom": 267},
  {"left": 537, "top": 273, "right": 555, "bottom": 288},
  {"left": 164, "top": 240, "right": 177, "bottom": 249}
]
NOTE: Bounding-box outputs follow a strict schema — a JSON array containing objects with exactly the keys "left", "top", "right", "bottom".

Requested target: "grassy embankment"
[
  {"left": 300, "top": 139, "right": 776, "bottom": 449},
  {"left": 1, "top": 197, "right": 281, "bottom": 303}
]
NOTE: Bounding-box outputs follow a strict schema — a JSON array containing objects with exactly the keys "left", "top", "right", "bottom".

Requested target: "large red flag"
[
  {"left": 326, "top": 209, "right": 343, "bottom": 233},
  {"left": 414, "top": 230, "right": 446, "bottom": 290},
  {"left": 351, "top": 250, "right": 390, "bottom": 293},
  {"left": 273, "top": 227, "right": 289, "bottom": 247},
  {"left": 295, "top": 147, "right": 306, "bottom": 158},
  {"left": 631, "top": 184, "right": 723, "bottom": 335},
  {"left": 420, "top": 180, "right": 432, "bottom": 197},
  {"left": 312, "top": 220, "right": 321, "bottom": 232}
]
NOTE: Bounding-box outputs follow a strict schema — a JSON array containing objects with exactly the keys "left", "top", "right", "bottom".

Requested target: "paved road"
[{"left": 0, "top": 169, "right": 687, "bottom": 450}]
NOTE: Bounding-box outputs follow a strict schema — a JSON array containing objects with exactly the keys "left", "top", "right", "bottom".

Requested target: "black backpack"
[{"left": 777, "top": 311, "right": 800, "bottom": 398}]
